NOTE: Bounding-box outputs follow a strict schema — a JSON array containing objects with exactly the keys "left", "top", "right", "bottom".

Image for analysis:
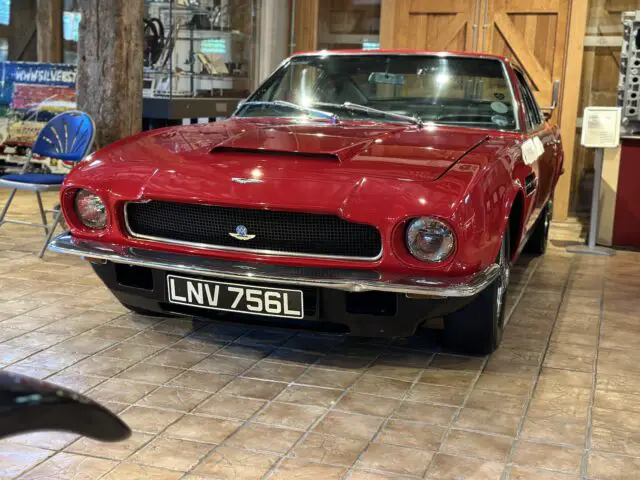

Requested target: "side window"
[{"left": 515, "top": 71, "right": 544, "bottom": 131}]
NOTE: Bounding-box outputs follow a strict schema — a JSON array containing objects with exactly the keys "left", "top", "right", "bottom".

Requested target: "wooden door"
[
  {"left": 483, "top": 0, "right": 570, "bottom": 109},
  {"left": 380, "top": 0, "right": 481, "bottom": 52}
]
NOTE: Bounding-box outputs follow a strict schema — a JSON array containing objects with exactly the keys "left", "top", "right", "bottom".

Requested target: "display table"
[{"left": 600, "top": 137, "right": 640, "bottom": 248}]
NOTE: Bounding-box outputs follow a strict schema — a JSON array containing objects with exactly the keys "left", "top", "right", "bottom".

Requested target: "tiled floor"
[{"left": 0, "top": 190, "right": 639, "bottom": 479}]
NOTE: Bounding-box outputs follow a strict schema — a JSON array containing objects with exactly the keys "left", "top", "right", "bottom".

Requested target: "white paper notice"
[
  {"left": 533, "top": 137, "right": 545, "bottom": 157},
  {"left": 581, "top": 107, "right": 621, "bottom": 148},
  {"left": 521, "top": 139, "right": 539, "bottom": 165}
]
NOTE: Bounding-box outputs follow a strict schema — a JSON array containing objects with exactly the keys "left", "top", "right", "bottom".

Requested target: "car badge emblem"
[
  {"left": 232, "top": 177, "right": 263, "bottom": 184},
  {"left": 229, "top": 225, "right": 256, "bottom": 241}
]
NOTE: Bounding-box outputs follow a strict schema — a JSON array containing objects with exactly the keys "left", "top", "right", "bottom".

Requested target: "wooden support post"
[
  {"left": 554, "top": 0, "right": 589, "bottom": 221},
  {"left": 9, "top": 0, "right": 37, "bottom": 61},
  {"left": 77, "top": 0, "right": 144, "bottom": 148},
  {"left": 36, "top": 0, "right": 63, "bottom": 63},
  {"left": 293, "top": 0, "right": 318, "bottom": 53}
]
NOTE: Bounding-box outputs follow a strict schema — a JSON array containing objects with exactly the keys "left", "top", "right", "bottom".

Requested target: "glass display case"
[{"left": 143, "top": 0, "right": 255, "bottom": 123}]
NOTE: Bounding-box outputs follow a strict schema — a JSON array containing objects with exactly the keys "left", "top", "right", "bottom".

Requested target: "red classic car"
[{"left": 50, "top": 51, "right": 563, "bottom": 354}]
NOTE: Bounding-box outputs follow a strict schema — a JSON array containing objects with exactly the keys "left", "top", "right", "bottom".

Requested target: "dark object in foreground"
[{"left": 0, "top": 371, "right": 131, "bottom": 442}]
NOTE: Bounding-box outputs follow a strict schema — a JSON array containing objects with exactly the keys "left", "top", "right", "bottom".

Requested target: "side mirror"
[
  {"left": 542, "top": 80, "right": 561, "bottom": 120},
  {"left": 0, "top": 371, "right": 131, "bottom": 442}
]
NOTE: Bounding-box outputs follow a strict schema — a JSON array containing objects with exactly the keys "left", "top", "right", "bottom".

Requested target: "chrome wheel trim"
[{"left": 495, "top": 237, "right": 510, "bottom": 321}]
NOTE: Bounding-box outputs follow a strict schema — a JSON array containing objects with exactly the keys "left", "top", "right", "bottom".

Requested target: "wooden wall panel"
[
  {"left": 380, "top": 0, "right": 478, "bottom": 51},
  {"left": 485, "top": 0, "right": 569, "bottom": 110}
]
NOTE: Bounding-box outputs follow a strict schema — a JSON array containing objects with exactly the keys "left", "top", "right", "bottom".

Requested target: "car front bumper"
[{"left": 48, "top": 233, "right": 499, "bottom": 298}]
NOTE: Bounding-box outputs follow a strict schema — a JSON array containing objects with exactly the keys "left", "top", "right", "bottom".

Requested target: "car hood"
[{"left": 72, "top": 118, "right": 493, "bottom": 218}]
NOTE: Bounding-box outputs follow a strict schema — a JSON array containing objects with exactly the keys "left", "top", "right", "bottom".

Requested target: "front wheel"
[{"left": 442, "top": 227, "right": 510, "bottom": 355}]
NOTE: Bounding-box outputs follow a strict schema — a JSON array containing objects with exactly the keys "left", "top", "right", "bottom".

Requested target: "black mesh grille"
[{"left": 126, "top": 201, "right": 382, "bottom": 259}]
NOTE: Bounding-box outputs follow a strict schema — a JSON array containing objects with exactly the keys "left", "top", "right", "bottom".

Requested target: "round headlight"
[
  {"left": 406, "top": 217, "right": 455, "bottom": 263},
  {"left": 74, "top": 189, "right": 106, "bottom": 229}
]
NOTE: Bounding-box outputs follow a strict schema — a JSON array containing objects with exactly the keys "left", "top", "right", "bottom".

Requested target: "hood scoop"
[{"left": 210, "top": 146, "right": 340, "bottom": 161}]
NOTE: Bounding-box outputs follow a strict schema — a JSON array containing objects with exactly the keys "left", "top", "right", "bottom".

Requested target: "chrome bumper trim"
[{"left": 48, "top": 233, "right": 499, "bottom": 298}]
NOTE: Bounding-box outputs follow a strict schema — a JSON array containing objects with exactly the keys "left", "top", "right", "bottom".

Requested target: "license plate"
[{"left": 166, "top": 275, "right": 304, "bottom": 319}]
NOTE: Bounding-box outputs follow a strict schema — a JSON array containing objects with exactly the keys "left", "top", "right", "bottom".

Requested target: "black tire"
[
  {"left": 525, "top": 199, "right": 552, "bottom": 255},
  {"left": 121, "top": 303, "right": 169, "bottom": 318},
  {"left": 442, "top": 226, "right": 511, "bottom": 355}
]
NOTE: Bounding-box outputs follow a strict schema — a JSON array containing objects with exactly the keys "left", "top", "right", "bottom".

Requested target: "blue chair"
[{"left": 0, "top": 111, "right": 95, "bottom": 258}]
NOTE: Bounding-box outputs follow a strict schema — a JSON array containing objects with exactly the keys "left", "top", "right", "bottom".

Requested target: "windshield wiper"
[
  {"left": 238, "top": 100, "right": 339, "bottom": 124},
  {"left": 314, "top": 101, "right": 423, "bottom": 127}
]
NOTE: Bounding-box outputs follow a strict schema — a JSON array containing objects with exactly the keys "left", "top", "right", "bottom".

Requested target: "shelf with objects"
[{"left": 143, "top": 0, "right": 255, "bottom": 128}]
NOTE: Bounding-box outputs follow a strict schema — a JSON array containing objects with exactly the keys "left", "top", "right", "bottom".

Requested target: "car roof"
[{"left": 290, "top": 49, "right": 509, "bottom": 62}]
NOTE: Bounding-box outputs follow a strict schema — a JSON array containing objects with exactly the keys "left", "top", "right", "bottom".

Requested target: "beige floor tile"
[
  {"left": 88, "top": 378, "right": 157, "bottom": 404},
  {"left": 313, "top": 411, "right": 383, "bottom": 441},
  {"left": 45, "top": 373, "right": 105, "bottom": 393},
  {"left": 242, "top": 359, "right": 307, "bottom": 382},
  {"left": 588, "top": 451, "right": 640, "bottom": 480},
  {"left": 192, "top": 446, "right": 279, "bottom": 479},
  {"left": 474, "top": 372, "right": 533, "bottom": 395},
  {"left": 465, "top": 389, "right": 527, "bottom": 415},
  {"left": 0, "top": 444, "right": 52, "bottom": 477},
  {"left": 117, "top": 361, "right": 184, "bottom": 384},
  {"left": 454, "top": 408, "right": 521, "bottom": 436},
  {"left": 102, "top": 462, "right": 183, "bottom": 480},
  {"left": 119, "top": 406, "right": 183, "bottom": 434},
  {"left": 276, "top": 384, "right": 343, "bottom": 408},
  {"left": 254, "top": 402, "right": 325, "bottom": 430},
  {"left": 427, "top": 453, "right": 504, "bottom": 479},
  {"left": 520, "top": 417, "right": 586, "bottom": 447},
  {"left": 509, "top": 465, "right": 580, "bottom": 479},
  {"left": 164, "top": 414, "right": 242, "bottom": 444},
  {"left": 407, "top": 383, "right": 469, "bottom": 406},
  {"left": 377, "top": 420, "right": 446, "bottom": 450},
  {"left": 512, "top": 440, "right": 582, "bottom": 475},
  {"left": 19, "top": 452, "right": 117, "bottom": 480},
  {"left": 194, "top": 393, "right": 266, "bottom": 420},
  {"left": 292, "top": 433, "right": 369, "bottom": 467},
  {"left": 66, "top": 431, "right": 152, "bottom": 460},
  {"left": 296, "top": 366, "right": 361, "bottom": 389},
  {"left": 271, "top": 458, "right": 347, "bottom": 479},
  {"left": 132, "top": 436, "right": 212, "bottom": 471},
  {"left": 138, "top": 386, "right": 211, "bottom": 412},
  {"left": 227, "top": 424, "right": 302, "bottom": 454},
  {"left": 351, "top": 374, "right": 413, "bottom": 400},
  {"left": 190, "top": 354, "right": 257, "bottom": 375},
  {"left": 441, "top": 430, "right": 513, "bottom": 462},
  {"left": 349, "top": 470, "right": 411, "bottom": 479},
  {"left": 149, "top": 348, "right": 211, "bottom": 369},
  {"left": 335, "top": 391, "right": 400, "bottom": 418},
  {"left": 167, "top": 370, "right": 233, "bottom": 393},
  {"left": 366, "top": 363, "right": 423, "bottom": 382},
  {"left": 4, "top": 432, "right": 79, "bottom": 451},
  {"left": 393, "top": 401, "right": 457, "bottom": 426},
  {"left": 428, "top": 354, "right": 485, "bottom": 372},
  {"left": 358, "top": 443, "right": 433, "bottom": 477},
  {"left": 221, "top": 377, "right": 286, "bottom": 400}
]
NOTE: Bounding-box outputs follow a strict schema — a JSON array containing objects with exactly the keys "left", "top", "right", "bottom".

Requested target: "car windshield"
[{"left": 236, "top": 54, "right": 518, "bottom": 130}]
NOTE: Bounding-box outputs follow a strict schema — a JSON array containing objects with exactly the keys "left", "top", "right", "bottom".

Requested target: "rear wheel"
[
  {"left": 525, "top": 199, "right": 552, "bottom": 255},
  {"left": 442, "top": 226, "right": 510, "bottom": 355}
]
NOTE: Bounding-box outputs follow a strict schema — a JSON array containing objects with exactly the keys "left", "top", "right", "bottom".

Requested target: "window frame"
[{"left": 514, "top": 69, "right": 545, "bottom": 133}]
